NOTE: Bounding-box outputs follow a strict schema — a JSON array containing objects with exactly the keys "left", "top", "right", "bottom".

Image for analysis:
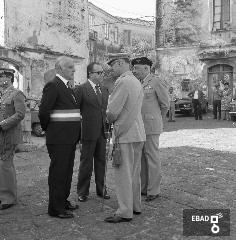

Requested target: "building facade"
[
  {"left": 158, "top": 0, "right": 236, "bottom": 104},
  {"left": 0, "top": 0, "right": 89, "bottom": 99},
  {"left": 88, "top": 2, "right": 155, "bottom": 63}
]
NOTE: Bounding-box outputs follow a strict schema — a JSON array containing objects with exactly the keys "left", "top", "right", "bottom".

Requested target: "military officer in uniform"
[
  {"left": 131, "top": 57, "right": 169, "bottom": 202},
  {"left": 0, "top": 68, "right": 26, "bottom": 210},
  {"left": 105, "top": 53, "right": 146, "bottom": 223}
]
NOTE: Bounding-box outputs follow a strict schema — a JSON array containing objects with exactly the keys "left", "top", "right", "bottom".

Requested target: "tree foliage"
[{"left": 162, "top": 0, "right": 202, "bottom": 46}]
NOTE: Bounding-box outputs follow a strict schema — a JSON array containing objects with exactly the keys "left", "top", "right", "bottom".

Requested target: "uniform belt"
[{"left": 50, "top": 109, "right": 81, "bottom": 122}]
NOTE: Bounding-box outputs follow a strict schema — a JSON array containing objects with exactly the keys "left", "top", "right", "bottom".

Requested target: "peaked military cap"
[
  {"left": 0, "top": 68, "right": 15, "bottom": 77},
  {"left": 106, "top": 53, "right": 130, "bottom": 66},
  {"left": 131, "top": 57, "right": 153, "bottom": 67}
]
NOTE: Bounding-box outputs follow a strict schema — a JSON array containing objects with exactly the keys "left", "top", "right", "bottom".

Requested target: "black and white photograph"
[{"left": 0, "top": 0, "right": 235, "bottom": 239}]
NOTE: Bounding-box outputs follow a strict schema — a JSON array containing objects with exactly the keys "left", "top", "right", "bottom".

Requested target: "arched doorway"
[{"left": 208, "top": 64, "right": 233, "bottom": 104}]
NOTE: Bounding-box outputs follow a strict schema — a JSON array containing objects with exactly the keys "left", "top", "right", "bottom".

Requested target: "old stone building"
[
  {"left": 88, "top": 2, "right": 155, "bottom": 63},
  {"left": 158, "top": 0, "right": 236, "bottom": 104},
  {"left": 0, "top": 0, "right": 89, "bottom": 99}
]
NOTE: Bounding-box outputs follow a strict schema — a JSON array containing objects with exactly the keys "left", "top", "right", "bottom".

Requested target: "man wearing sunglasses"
[{"left": 74, "top": 62, "right": 110, "bottom": 202}]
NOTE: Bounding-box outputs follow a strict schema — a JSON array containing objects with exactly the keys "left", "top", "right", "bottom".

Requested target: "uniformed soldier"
[
  {"left": 131, "top": 57, "right": 169, "bottom": 202},
  {"left": 105, "top": 53, "right": 146, "bottom": 223},
  {"left": 0, "top": 68, "right": 26, "bottom": 210}
]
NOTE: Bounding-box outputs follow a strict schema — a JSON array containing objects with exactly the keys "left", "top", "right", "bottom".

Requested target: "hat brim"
[
  {"left": 107, "top": 58, "right": 118, "bottom": 66},
  {"left": 107, "top": 57, "right": 130, "bottom": 66}
]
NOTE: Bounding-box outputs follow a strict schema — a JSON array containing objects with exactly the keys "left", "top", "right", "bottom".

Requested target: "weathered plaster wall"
[
  {"left": 4, "top": 0, "right": 88, "bottom": 58},
  {"left": 0, "top": 0, "right": 4, "bottom": 46},
  {"left": 158, "top": 47, "right": 205, "bottom": 97},
  {"left": 3, "top": 0, "right": 89, "bottom": 97}
]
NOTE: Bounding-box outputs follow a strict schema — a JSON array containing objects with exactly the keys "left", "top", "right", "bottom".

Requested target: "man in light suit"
[
  {"left": 74, "top": 62, "right": 110, "bottom": 202},
  {"left": 104, "top": 53, "right": 146, "bottom": 223},
  {"left": 132, "top": 57, "right": 169, "bottom": 202},
  {"left": 39, "top": 57, "right": 80, "bottom": 218}
]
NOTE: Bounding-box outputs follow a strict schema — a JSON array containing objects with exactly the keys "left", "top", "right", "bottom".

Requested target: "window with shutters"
[
  {"left": 89, "top": 14, "right": 95, "bottom": 29},
  {"left": 213, "top": 0, "right": 230, "bottom": 31},
  {"left": 104, "top": 22, "right": 109, "bottom": 39}
]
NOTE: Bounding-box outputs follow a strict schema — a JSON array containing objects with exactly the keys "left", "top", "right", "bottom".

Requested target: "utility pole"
[{"left": 155, "top": 0, "right": 162, "bottom": 70}]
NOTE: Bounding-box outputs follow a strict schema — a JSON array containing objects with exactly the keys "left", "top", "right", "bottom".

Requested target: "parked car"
[
  {"left": 175, "top": 97, "right": 208, "bottom": 115},
  {"left": 26, "top": 98, "right": 45, "bottom": 137}
]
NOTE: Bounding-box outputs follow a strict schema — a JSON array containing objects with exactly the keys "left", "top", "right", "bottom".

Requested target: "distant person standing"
[
  {"left": 221, "top": 82, "right": 232, "bottom": 120},
  {"left": 0, "top": 68, "right": 25, "bottom": 210},
  {"left": 188, "top": 84, "right": 204, "bottom": 120},
  {"left": 132, "top": 57, "right": 169, "bottom": 202},
  {"left": 168, "top": 87, "right": 177, "bottom": 122},
  {"left": 39, "top": 57, "right": 81, "bottom": 219},
  {"left": 212, "top": 83, "right": 223, "bottom": 120}
]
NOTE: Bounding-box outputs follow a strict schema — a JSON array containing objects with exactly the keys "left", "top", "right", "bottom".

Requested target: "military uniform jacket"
[
  {"left": 107, "top": 71, "right": 146, "bottom": 143},
  {"left": 39, "top": 76, "right": 81, "bottom": 144},
  {"left": 0, "top": 86, "right": 25, "bottom": 146},
  {"left": 73, "top": 81, "right": 109, "bottom": 141},
  {"left": 141, "top": 74, "right": 169, "bottom": 135}
]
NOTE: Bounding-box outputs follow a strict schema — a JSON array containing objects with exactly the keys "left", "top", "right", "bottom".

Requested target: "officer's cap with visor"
[
  {"left": 0, "top": 68, "right": 15, "bottom": 83},
  {"left": 106, "top": 53, "right": 130, "bottom": 66},
  {"left": 131, "top": 57, "right": 153, "bottom": 67}
]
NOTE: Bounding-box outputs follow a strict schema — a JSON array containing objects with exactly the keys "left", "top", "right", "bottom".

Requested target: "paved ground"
[{"left": 0, "top": 113, "right": 236, "bottom": 240}]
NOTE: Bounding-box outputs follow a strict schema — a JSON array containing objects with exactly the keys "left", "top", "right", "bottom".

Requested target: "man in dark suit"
[
  {"left": 39, "top": 56, "right": 81, "bottom": 218},
  {"left": 74, "top": 62, "right": 110, "bottom": 202},
  {"left": 188, "top": 84, "right": 204, "bottom": 120}
]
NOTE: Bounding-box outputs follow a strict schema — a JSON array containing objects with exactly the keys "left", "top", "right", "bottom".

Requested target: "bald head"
[{"left": 55, "top": 56, "right": 75, "bottom": 80}]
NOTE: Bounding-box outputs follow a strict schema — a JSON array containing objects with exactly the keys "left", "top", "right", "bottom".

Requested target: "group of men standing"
[{"left": 0, "top": 53, "right": 169, "bottom": 224}]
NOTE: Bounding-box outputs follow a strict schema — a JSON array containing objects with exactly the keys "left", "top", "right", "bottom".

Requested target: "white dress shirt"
[
  {"left": 56, "top": 74, "right": 69, "bottom": 87},
  {"left": 193, "top": 90, "right": 198, "bottom": 99},
  {"left": 88, "top": 79, "right": 101, "bottom": 94}
]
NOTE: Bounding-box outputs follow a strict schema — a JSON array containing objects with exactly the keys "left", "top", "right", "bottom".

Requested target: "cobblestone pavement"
[{"left": 0, "top": 114, "right": 236, "bottom": 240}]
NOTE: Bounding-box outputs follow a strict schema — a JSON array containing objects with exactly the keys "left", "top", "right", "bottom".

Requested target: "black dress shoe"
[
  {"left": 97, "top": 193, "right": 110, "bottom": 199},
  {"left": 78, "top": 196, "right": 88, "bottom": 202},
  {"left": 49, "top": 210, "right": 74, "bottom": 219},
  {"left": 66, "top": 201, "right": 79, "bottom": 211},
  {"left": 133, "top": 211, "right": 141, "bottom": 215},
  {"left": 145, "top": 194, "right": 160, "bottom": 202},
  {"left": 104, "top": 215, "right": 132, "bottom": 223},
  {"left": 0, "top": 203, "right": 14, "bottom": 210}
]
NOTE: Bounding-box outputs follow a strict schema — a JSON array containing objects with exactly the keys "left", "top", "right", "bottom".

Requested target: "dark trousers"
[
  {"left": 47, "top": 144, "right": 76, "bottom": 214},
  {"left": 77, "top": 132, "right": 106, "bottom": 197},
  {"left": 192, "top": 99, "right": 202, "bottom": 120},
  {"left": 213, "top": 100, "right": 221, "bottom": 119}
]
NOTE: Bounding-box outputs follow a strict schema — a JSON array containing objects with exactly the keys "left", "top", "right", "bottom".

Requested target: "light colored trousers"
[
  {"left": 114, "top": 142, "right": 144, "bottom": 219},
  {"left": 141, "top": 134, "right": 161, "bottom": 196},
  {"left": 0, "top": 145, "right": 17, "bottom": 205},
  {"left": 169, "top": 101, "right": 175, "bottom": 121}
]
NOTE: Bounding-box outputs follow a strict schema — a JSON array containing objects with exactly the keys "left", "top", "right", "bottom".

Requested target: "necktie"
[
  {"left": 67, "top": 82, "right": 76, "bottom": 102},
  {"left": 95, "top": 85, "right": 102, "bottom": 105},
  {"left": 66, "top": 82, "right": 71, "bottom": 88}
]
